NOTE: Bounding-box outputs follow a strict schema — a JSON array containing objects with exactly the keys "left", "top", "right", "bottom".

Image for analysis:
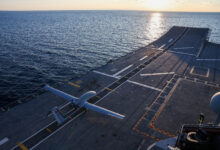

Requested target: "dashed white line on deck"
[
  {"left": 139, "top": 55, "right": 148, "bottom": 61},
  {"left": 159, "top": 44, "right": 166, "bottom": 49},
  {"left": 0, "top": 137, "right": 9, "bottom": 146},
  {"left": 113, "top": 64, "right": 133, "bottom": 77},
  {"left": 168, "top": 39, "right": 173, "bottom": 43}
]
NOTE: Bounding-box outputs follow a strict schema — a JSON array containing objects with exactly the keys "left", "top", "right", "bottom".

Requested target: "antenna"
[{"left": 210, "top": 92, "right": 220, "bottom": 125}]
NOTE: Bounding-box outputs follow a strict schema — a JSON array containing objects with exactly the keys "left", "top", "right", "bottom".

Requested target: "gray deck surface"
[
  {"left": 154, "top": 78, "right": 219, "bottom": 134},
  {"left": 1, "top": 26, "right": 220, "bottom": 150}
]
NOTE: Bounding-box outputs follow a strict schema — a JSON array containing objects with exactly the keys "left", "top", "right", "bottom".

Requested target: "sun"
[{"left": 142, "top": 0, "right": 172, "bottom": 11}]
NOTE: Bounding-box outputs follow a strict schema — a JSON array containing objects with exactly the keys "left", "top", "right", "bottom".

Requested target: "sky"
[{"left": 0, "top": 0, "right": 220, "bottom": 12}]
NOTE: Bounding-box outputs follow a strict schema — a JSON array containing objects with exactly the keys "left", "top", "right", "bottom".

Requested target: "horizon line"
[{"left": 0, "top": 9, "right": 220, "bottom": 13}]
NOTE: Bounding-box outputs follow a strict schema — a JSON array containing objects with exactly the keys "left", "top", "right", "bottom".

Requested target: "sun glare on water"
[{"left": 142, "top": 0, "right": 172, "bottom": 11}]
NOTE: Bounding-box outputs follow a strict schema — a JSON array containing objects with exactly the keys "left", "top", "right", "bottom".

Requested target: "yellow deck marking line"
[
  {"left": 133, "top": 76, "right": 179, "bottom": 138},
  {"left": 46, "top": 128, "right": 52, "bottom": 133},
  {"left": 95, "top": 95, "right": 101, "bottom": 99},
  {"left": 17, "top": 142, "right": 28, "bottom": 150},
  {"left": 76, "top": 80, "right": 82, "bottom": 84},
  {"left": 190, "top": 66, "right": 209, "bottom": 78},
  {"left": 68, "top": 81, "right": 80, "bottom": 88},
  {"left": 133, "top": 128, "right": 160, "bottom": 141},
  {"left": 105, "top": 87, "right": 115, "bottom": 92},
  {"left": 149, "top": 78, "right": 181, "bottom": 137}
]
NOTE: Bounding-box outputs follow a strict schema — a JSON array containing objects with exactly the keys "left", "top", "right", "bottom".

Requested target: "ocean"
[{"left": 0, "top": 10, "right": 220, "bottom": 107}]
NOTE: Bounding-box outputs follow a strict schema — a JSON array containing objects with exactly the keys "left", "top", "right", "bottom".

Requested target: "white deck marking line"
[
  {"left": 196, "top": 59, "right": 220, "bottom": 61},
  {"left": 94, "top": 81, "right": 125, "bottom": 104},
  {"left": 140, "top": 72, "right": 175, "bottom": 77},
  {"left": 139, "top": 55, "right": 148, "bottom": 61},
  {"left": 173, "top": 47, "right": 194, "bottom": 50},
  {"left": 113, "top": 64, "right": 133, "bottom": 77},
  {"left": 0, "top": 137, "right": 9, "bottom": 146},
  {"left": 159, "top": 44, "right": 166, "bottom": 49},
  {"left": 59, "top": 102, "right": 71, "bottom": 110},
  {"left": 147, "top": 143, "right": 156, "bottom": 150},
  {"left": 127, "top": 80, "right": 162, "bottom": 92},
  {"left": 93, "top": 70, "right": 162, "bottom": 92},
  {"left": 93, "top": 70, "right": 120, "bottom": 79},
  {"left": 196, "top": 41, "right": 206, "bottom": 58},
  {"left": 168, "top": 38, "right": 173, "bottom": 43},
  {"left": 167, "top": 50, "right": 196, "bottom": 56},
  {"left": 137, "top": 139, "right": 146, "bottom": 150}
]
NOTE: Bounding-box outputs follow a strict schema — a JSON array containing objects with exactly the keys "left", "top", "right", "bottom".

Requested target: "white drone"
[{"left": 44, "top": 85, "right": 125, "bottom": 124}]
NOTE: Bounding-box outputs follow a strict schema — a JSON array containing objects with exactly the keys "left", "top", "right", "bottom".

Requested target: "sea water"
[{"left": 0, "top": 10, "right": 220, "bottom": 107}]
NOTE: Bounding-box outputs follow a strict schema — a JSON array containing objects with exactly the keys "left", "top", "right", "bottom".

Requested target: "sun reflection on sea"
[{"left": 146, "top": 12, "right": 165, "bottom": 42}]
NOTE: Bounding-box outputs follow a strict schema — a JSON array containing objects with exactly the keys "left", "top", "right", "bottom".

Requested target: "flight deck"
[{"left": 0, "top": 26, "right": 220, "bottom": 150}]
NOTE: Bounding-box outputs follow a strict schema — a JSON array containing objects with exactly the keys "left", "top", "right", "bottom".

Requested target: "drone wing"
[
  {"left": 84, "top": 102, "right": 125, "bottom": 119},
  {"left": 44, "top": 85, "right": 78, "bottom": 104}
]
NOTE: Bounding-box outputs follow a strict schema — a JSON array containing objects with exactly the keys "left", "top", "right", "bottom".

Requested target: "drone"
[{"left": 44, "top": 85, "right": 125, "bottom": 124}]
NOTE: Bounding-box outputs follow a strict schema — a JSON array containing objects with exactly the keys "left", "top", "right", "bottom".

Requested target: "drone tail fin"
[{"left": 51, "top": 107, "right": 66, "bottom": 124}]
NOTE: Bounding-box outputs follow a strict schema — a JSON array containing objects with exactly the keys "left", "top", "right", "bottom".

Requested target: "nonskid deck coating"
[
  {"left": 154, "top": 78, "right": 219, "bottom": 135},
  {"left": 0, "top": 26, "right": 218, "bottom": 150}
]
